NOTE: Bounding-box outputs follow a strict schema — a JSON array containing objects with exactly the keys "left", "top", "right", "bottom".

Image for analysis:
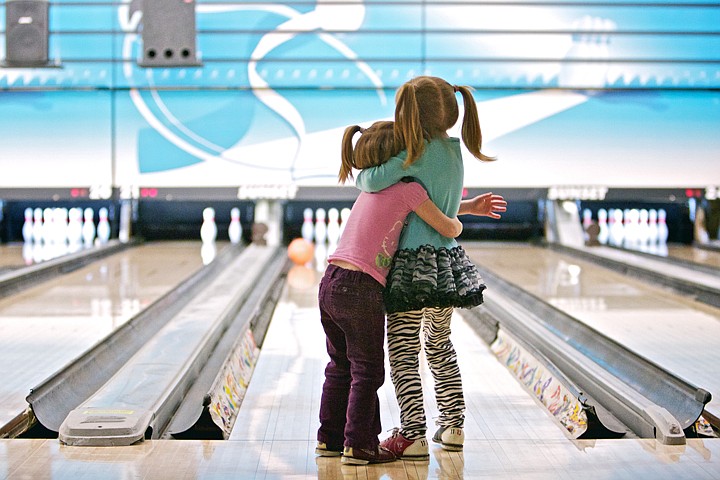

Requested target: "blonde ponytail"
[
  {"left": 456, "top": 85, "right": 495, "bottom": 162},
  {"left": 394, "top": 83, "right": 425, "bottom": 167}
]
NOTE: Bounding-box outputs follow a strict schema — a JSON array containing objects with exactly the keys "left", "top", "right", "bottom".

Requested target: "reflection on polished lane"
[
  {"left": 0, "top": 242, "right": 208, "bottom": 427},
  {"left": 0, "top": 245, "right": 39, "bottom": 271},
  {"left": 664, "top": 245, "right": 720, "bottom": 269},
  {"left": 0, "top": 242, "right": 104, "bottom": 272},
  {"left": 464, "top": 241, "right": 720, "bottom": 423},
  {"left": 0, "top": 436, "right": 718, "bottom": 479},
  {"left": 603, "top": 242, "right": 720, "bottom": 278}
]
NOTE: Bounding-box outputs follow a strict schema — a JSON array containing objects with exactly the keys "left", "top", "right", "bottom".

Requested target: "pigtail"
[
  {"left": 339, "top": 125, "right": 362, "bottom": 184},
  {"left": 394, "top": 83, "right": 425, "bottom": 167},
  {"left": 455, "top": 85, "right": 495, "bottom": 162}
]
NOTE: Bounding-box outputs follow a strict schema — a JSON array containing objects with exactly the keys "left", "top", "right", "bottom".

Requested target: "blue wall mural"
[{"left": 0, "top": 0, "right": 718, "bottom": 191}]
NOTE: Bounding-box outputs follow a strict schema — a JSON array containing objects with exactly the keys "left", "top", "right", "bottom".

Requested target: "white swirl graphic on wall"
[{"left": 119, "top": 0, "right": 386, "bottom": 179}]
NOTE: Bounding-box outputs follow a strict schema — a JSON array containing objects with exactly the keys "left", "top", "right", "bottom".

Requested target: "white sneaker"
[{"left": 432, "top": 426, "right": 464, "bottom": 451}]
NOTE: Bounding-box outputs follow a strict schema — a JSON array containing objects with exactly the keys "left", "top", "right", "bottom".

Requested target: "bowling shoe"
[
  {"left": 315, "top": 442, "right": 343, "bottom": 457},
  {"left": 379, "top": 428, "right": 429, "bottom": 461},
  {"left": 341, "top": 445, "right": 396, "bottom": 465},
  {"left": 432, "top": 426, "right": 464, "bottom": 451}
]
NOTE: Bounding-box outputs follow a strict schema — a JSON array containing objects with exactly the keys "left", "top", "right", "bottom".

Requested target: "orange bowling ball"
[{"left": 287, "top": 238, "right": 314, "bottom": 265}]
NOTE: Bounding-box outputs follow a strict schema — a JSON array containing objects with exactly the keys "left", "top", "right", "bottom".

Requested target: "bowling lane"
[
  {"left": 0, "top": 245, "right": 34, "bottom": 272},
  {"left": 0, "top": 241, "right": 209, "bottom": 427},
  {"left": 0, "top": 242, "right": 108, "bottom": 274},
  {"left": 230, "top": 265, "right": 569, "bottom": 453},
  {"left": 3, "top": 259, "right": 719, "bottom": 479},
  {"left": 621, "top": 243, "right": 720, "bottom": 270},
  {"left": 464, "top": 241, "right": 720, "bottom": 422},
  {"left": 663, "top": 245, "right": 720, "bottom": 269}
]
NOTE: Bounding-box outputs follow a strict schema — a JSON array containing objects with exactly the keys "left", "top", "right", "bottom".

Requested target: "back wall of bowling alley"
[{"left": 0, "top": 1, "right": 718, "bottom": 246}]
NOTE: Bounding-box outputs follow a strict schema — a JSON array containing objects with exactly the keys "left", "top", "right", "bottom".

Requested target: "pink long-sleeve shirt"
[{"left": 328, "top": 181, "right": 428, "bottom": 286}]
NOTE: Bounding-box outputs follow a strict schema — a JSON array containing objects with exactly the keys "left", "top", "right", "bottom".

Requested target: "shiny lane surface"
[
  {"left": 665, "top": 244, "right": 720, "bottom": 269},
  {"left": 0, "top": 242, "right": 117, "bottom": 274},
  {"left": 622, "top": 243, "right": 720, "bottom": 269},
  {"left": 0, "top": 241, "right": 209, "bottom": 426},
  {"left": 231, "top": 266, "right": 567, "bottom": 445},
  {"left": 464, "top": 241, "right": 720, "bottom": 421},
  {"left": 0, "top": 245, "right": 35, "bottom": 271}
]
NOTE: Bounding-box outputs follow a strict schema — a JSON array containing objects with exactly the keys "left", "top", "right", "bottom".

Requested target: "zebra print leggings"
[{"left": 387, "top": 306, "right": 465, "bottom": 440}]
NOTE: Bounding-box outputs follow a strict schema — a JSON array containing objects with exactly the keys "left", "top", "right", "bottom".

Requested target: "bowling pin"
[
  {"left": 314, "top": 208, "right": 327, "bottom": 244},
  {"left": 597, "top": 208, "right": 609, "bottom": 245},
  {"left": 52, "top": 208, "right": 70, "bottom": 256},
  {"left": 200, "top": 207, "right": 217, "bottom": 243},
  {"left": 97, "top": 207, "right": 111, "bottom": 244},
  {"left": 627, "top": 209, "right": 640, "bottom": 248},
  {"left": 657, "top": 209, "right": 668, "bottom": 244},
  {"left": 67, "top": 208, "right": 84, "bottom": 248},
  {"left": 582, "top": 209, "right": 592, "bottom": 230},
  {"left": 22, "top": 208, "right": 33, "bottom": 243},
  {"left": 610, "top": 209, "right": 624, "bottom": 247},
  {"left": 228, "top": 207, "right": 242, "bottom": 244},
  {"left": 57, "top": 208, "right": 69, "bottom": 245},
  {"left": 32, "top": 208, "right": 43, "bottom": 243},
  {"left": 622, "top": 209, "right": 633, "bottom": 247},
  {"left": 648, "top": 209, "right": 658, "bottom": 245},
  {"left": 82, "top": 208, "right": 96, "bottom": 246},
  {"left": 42, "top": 208, "right": 54, "bottom": 245},
  {"left": 637, "top": 209, "right": 650, "bottom": 247},
  {"left": 301, "top": 208, "right": 314, "bottom": 243}
]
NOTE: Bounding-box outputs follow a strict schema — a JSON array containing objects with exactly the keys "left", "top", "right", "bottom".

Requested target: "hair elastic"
[
  {"left": 359, "top": 127, "right": 366, "bottom": 133},
  {"left": 453, "top": 85, "right": 459, "bottom": 93}
]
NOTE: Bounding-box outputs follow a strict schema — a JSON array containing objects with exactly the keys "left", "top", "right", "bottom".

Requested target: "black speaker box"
[
  {"left": 140, "top": 0, "right": 200, "bottom": 67},
  {"left": 5, "top": 0, "right": 49, "bottom": 66}
]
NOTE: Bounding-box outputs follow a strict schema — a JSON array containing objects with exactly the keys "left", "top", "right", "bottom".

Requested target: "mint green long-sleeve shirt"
[{"left": 355, "top": 137, "right": 463, "bottom": 250}]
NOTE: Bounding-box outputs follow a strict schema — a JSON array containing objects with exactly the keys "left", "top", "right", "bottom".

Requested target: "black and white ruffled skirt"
[{"left": 383, "top": 244, "right": 486, "bottom": 314}]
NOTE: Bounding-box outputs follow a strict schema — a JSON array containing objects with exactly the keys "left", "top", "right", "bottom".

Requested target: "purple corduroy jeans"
[{"left": 317, "top": 263, "right": 386, "bottom": 450}]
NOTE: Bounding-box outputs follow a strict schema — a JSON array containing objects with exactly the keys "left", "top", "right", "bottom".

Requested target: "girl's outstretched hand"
[{"left": 459, "top": 192, "right": 507, "bottom": 219}]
